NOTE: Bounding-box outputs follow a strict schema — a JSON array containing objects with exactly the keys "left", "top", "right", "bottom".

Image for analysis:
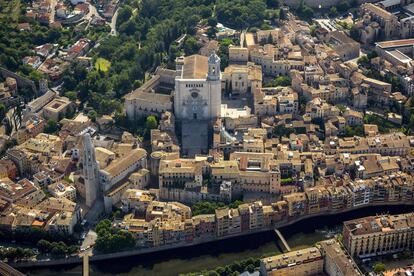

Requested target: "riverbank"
[
  {"left": 22, "top": 204, "right": 414, "bottom": 276},
  {"left": 12, "top": 202, "right": 414, "bottom": 270}
]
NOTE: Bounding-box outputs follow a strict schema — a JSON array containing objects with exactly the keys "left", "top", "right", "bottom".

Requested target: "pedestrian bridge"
[{"left": 274, "top": 229, "right": 291, "bottom": 252}]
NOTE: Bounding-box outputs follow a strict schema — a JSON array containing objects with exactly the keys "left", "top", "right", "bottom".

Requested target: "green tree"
[
  {"left": 272, "top": 125, "right": 294, "bottom": 138},
  {"left": 0, "top": 103, "right": 6, "bottom": 122},
  {"left": 37, "top": 239, "right": 51, "bottom": 253},
  {"left": 117, "top": 5, "right": 133, "bottom": 26},
  {"left": 409, "top": 114, "right": 414, "bottom": 128},
  {"left": 296, "top": 0, "right": 314, "bottom": 21},
  {"left": 373, "top": 262, "right": 386, "bottom": 273},
  {"left": 350, "top": 26, "right": 360, "bottom": 41},
  {"left": 338, "top": 0, "right": 350, "bottom": 13},
  {"left": 64, "top": 91, "right": 77, "bottom": 101},
  {"left": 145, "top": 115, "right": 158, "bottom": 130},
  {"left": 357, "top": 56, "right": 369, "bottom": 67},
  {"left": 266, "top": 0, "right": 279, "bottom": 8},
  {"left": 329, "top": 7, "right": 338, "bottom": 17},
  {"left": 216, "top": 0, "right": 266, "bottom": 29},
  {"left": 87, "top": 110, "right": 98, "bottom": 122},
  {"left": 44, "top": 119, "right": 58, "bottom": 134},
  {"left": 279, "top": 7, "right": 287, "bottom": 20},
  {"left": 94, "top": 219, "right": 136, "bottom": 253},
  {"left": 274, "top": 76, "right": 291, "bottom": 86},
  {"left": 183, "top": 36, "right": 200, "bottom": 56},
  {"left": 336, "top": 104, "right": 346, "bottom": 113}
]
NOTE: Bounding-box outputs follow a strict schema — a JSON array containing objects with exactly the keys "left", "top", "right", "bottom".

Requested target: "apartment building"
[
  {"left": 343, "top": 213, "right": 414, "bottom": 258},
  {"left": 100, "top": 148, "right": 147, "bottom": 191},
  {"left": 229, "top": 46, "right": 249, "bottom": 64},
  {"left": 222, "top": 63, "right": 262, "bottom": 95},
  {"left": 230, "top": 152, "right": 281, "bottom": 194},
  {"left": 320, "top": 239, "right": 363, "bottom": 276},
  {"left": 260, "top": 247, "right": 324, "bottom": 276}
]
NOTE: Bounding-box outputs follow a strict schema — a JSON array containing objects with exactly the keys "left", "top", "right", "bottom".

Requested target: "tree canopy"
[
  {"left": 94, "top": 219, "right": 136, "bottom": 253},
  {"left": 216, "top": 0, "right": 266, "bottom": 29}
]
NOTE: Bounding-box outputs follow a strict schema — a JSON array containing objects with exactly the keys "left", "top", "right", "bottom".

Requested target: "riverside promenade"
[{"left": 10, "top": 201, "right": 414, "bottom": 269}]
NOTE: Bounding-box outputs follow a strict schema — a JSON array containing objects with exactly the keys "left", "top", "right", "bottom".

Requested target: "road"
[
  {"left": 80, "top": 229, "right": 97, "bottom": 256},
  {"left": 109, "top": 8, "right": 119, "bottom": 36},
  {"left": 50, "top": 0, "right": 57, "bottom": 23},
  {"left": 6, "top": 107, "right": 20, "bottom": 136},
  {"left": 85, "top": 1, "right": 103, "bottom": 21},
  {"left": 84, "top": 1, "right": 105, "bottom": 30}
]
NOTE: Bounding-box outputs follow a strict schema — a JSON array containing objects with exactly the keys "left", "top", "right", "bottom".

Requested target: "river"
[{"left": 23, "top": 204, "right": 414, "bottom": 276}]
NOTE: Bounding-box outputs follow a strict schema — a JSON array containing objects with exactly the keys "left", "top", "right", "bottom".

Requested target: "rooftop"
[{"left": 181, "top": 55, "right": 208, "bottom": 79}]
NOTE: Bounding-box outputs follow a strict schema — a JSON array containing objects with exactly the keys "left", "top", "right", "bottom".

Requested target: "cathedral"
[
  {"left": 174, "top": 52, "right": 222, "bottom": 121},
  {"left": 173, "top": 52, "right": 222, "bottom": 156}
]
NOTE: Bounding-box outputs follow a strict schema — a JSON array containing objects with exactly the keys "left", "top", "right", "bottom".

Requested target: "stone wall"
[{"left": 0, "top": 67, "right": 38, "bottom": 95}]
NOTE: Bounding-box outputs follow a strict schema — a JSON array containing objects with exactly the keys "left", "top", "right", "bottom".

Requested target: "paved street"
[
  {"left": 50, "top": 0, "right": 57, "bottom": 23},
  {"left": 80, "top": 229, "right": 97, "bottom": 255},
  {"left": 109, "top": 8, "right": 118, "bottom": 36}
]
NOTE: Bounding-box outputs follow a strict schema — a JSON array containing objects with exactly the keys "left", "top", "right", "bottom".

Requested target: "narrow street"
[
  {"left": 50, "top": 0, "right": 57, "bottom": 23},
  {"left": 109, "top": 8, "right": 119, "bottom": 36}
]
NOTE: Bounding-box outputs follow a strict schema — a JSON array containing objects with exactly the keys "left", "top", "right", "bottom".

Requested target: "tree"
[
  {"left": 207, "top": 17, "right": 217, "bottom": 28},
  {"left": 117, "top": 5, "right": 133, "bottom": 26},
  {"left": 274, "top": 76, "right": 291, "bottom": 86},
  {"left": 357, "top": 56, "right": 369, "bottom": 67},
  {"left": 296, "top": 0, "right": 314, "bottom": 21},
  {"left": 44, "top": 119, "right": 58, "bottom": 134},
  {"left": 95, "top": 219, "right": 136, "bottom": 253},
  {"left": 336, "top": 104, "right": 346, "bottom": 113},
  {"left": 145, "top": 115, "right": 158, "bottom": 130},
  {"left": 279, "top": 8, "right": 287, "bottom": 20},
  {"left": 267, "top": 33, "right": 273, "bottom": 44},
  {"left": 87, "top": 110, "right": 98, "bottom": 122},
  {"left": 409, "top": 114, "right": 414, "bottom": 128},
  {"left": 350, "top": 0, "right": 359, "bottom": 7},
  {"left": 0, "top": 103, "right": 5, "bottom": 122},
  {"left": 350, "top": 26, "right": 360, "bottom": 41},
  {"left": 367, "top": 51, "right": 378, "bottom": 60},
  {"left": 37, "top": 239, "right": 51, "bottom": 253},
  {"left": 329, "top": 7, "right": 338, "bottom": 17},
  {"left": 273, "top": 125, "right": 294, "bottom": 138},
  {"left": 64, "top": 91, "right": 77, "bottom": 101},
  {"left": 266, "top": 0, "right": 279, "bottom": 8},
  {"left": 373, "top": 262, "right": 386, "bottom": 273},
  {"left": 338, "top": 0, "right": 350, "bottom": 13},
  {"left": 216, "top": 0, "right": 266, "bottom": 29},
  {"left": 183, "top": 36, "right": 200, "bottom": 56}
]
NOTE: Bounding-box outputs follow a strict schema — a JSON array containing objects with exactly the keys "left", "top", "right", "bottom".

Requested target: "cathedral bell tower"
[{"left": 207, "top": 51, "right": 221, "bottom": 81}]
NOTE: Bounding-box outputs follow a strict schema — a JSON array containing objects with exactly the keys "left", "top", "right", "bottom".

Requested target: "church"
[
  {"left": 173, "top": 52, "right": 222, "bottom": 156},
  {"left": 174, "top": 52, "right": 222, "bottom": 121}
]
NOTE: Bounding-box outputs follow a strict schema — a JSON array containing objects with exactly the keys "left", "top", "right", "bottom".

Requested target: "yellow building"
[
  {"left": 343, "top": 213, "right": 414, "bottom": 258},
  {"left": 260, "top": 247, "right": 323, "bottom": 276}
]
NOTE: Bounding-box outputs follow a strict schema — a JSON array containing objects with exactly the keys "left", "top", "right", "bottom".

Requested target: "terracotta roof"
[{"left": 182, "top": 55, "right": 208, "bottom": 79}]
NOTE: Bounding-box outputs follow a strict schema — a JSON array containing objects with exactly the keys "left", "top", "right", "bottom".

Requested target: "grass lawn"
[{"left": 95, "top": 58, "right": 111, "bottom": 72}]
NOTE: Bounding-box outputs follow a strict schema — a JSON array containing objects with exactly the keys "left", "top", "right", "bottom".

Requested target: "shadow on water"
[{"left": 24, "top": 204, "right": 414, "bottom": 276}]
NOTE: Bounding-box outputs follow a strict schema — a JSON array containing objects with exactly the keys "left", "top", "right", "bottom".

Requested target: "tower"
[
  {"left": 207, "top": 51, "right": 222, "bottom": 118},
  {"left": 82, "top": 133, "right": 100, "bottom": 207},
  {"left": 207, "top": 51, "right": 221, "bottom": 81},
  {"left": 39, "top": 78, "right": 48, "bottom": 95}
]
